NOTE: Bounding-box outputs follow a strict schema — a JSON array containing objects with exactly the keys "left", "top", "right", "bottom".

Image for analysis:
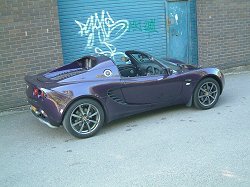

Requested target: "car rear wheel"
[
  {"left": 63, "top": 99, "right": 105, "bottom": 138},
  {"left": 193, "top": 78, "right": 221, "bottom": 110}
]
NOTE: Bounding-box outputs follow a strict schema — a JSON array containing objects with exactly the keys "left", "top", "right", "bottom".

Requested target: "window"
[
  {"left": 131, "top": 53, "right": 152, "bottom": 64},
  {"left": 113, "top": 54, "right": 132, "bottom": 65}
]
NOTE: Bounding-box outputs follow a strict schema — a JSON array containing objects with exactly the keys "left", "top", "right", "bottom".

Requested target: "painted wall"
[
  {"left": 190, "top": 0, "right": 198, "bottom": 65},
  {"left": 58, "top": 0, "right": 167, "bottom": 64}
]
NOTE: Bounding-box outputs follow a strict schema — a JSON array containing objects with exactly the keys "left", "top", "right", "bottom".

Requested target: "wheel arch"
[
  {"left": 202, "top": 74, "right": 223, "bottom": 94},
  {"left": 187, "top": 74, "right": 223, "bottom": 107},
  {"left": 61, "top": 95, "right": 108, "bottom": 124}
]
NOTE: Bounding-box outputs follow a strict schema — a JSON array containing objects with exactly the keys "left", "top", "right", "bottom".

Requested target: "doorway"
[{"left": 166, "top": 0, "right": 193, "bottom": 64}]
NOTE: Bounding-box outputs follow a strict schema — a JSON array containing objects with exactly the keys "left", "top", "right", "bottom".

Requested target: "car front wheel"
[
  {"left": 193, "top": 78, "right": 221, "bottom": 110},
  {"left": 63, "top": 98, "right": 105, "bottom": 138}
]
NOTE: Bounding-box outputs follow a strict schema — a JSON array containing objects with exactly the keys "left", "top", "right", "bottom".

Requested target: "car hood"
[
  {"left": 178, "top": 64, "right": 199, "bottom": 72},
  {"left": 41, "top": 68, "right": 84, "bottom": 81},
  {"left": 162, "top": 58, "right": 199, "bottom": 73},
  {"left": 36, "top": 61, "right": 86, "bottom": 83}
]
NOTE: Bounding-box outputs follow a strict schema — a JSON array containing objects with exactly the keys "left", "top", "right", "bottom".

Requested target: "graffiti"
[
  {"left": 175, "top": 14, "right": 179, "bottom": 25},
  {"left": 75, "top": 10, "right": 129, "bottom": 60},
  {"left": 169, "top": 6, "right": 184, "bottom": 37},
  {"left": 129, "top": 19, "right": 158, "bottom": 34}
]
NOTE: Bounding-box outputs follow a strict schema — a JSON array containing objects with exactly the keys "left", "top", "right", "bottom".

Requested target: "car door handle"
[{"left": 185, "top": 79, "right": 192, "bottom": 82}]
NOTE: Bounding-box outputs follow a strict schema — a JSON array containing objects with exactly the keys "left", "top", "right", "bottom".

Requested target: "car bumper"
[
  {"left": 27, "top": 91, "right": 73, "bottom": 127},
  {"left": 30, "top": 105, "right": 59, "bottom": 128}
]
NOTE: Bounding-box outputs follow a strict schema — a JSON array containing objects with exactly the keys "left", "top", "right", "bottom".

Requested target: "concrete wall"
[
  {"left": 0, "top": 0, "right": 63, "bottom": 111},
  {"left": 196, "top": 0, "right": 250, "bottom": 69}
]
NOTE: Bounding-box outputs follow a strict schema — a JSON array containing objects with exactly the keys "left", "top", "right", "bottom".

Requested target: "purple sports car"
[{"left": 25, "top": 50, "right": 225, "bottom": 138}]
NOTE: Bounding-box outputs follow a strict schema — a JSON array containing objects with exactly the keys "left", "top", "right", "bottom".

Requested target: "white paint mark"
[
  {"left": 175, "top": 14, "right": 179, "bottom": 25},
  {"left": 47, "top": 29, "right": 49, "bottom": 33},
  {"left": 25, "top": 31, "right": 28, "bottom": 36},
  {"left": 75, "top": 10, "right": 129, "bottom": 61}
]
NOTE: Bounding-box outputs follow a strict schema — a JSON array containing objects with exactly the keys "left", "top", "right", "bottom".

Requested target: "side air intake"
[{"left": 107, "top": 90, "right": 127, "bottom": 105}]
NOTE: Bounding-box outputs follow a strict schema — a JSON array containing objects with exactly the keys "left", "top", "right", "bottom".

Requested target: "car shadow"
[
  {"left": 101, "top": 91, "right": 232, "bottom": 136},
  {"left": 101, "top": 104, "right": 190, "bottom": 133}
]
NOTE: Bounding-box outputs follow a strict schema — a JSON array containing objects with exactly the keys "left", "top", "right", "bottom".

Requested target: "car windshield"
[
  {"left": 127, "top": 51, "right": 181, "bottom": 72},
  {"left": 154, "top": 58, "right": 181, "bottom": 71}
]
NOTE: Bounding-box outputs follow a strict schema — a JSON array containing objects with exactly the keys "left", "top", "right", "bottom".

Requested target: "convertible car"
[{"left": 25, "top": 50, "right": 225, "bottom": 138}]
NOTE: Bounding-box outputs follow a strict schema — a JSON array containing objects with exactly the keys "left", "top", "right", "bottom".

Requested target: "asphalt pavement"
[{"left": 0, "top": 71, "right": 250, "bottom": 187}]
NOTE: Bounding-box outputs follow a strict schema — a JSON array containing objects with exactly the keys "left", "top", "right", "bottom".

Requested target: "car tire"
[
  {"left": 63, "top": 98, "right": 105, "bottom": 138},
  {"left": 193, "top": 78, "right": 221, "bottom": 110}
]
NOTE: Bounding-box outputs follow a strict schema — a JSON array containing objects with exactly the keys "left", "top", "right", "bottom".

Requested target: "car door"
[
  {"left": 158, "top": 73, "right": 183, "bottom": 104},
  {"left": 121, "top": 73, "right": 183, "bottom": 105},
  {"left": 121, "top": 75, "right": 163, "bottom": 104},
  {"left": 120, "top": 51, "right": 183, "bottom": 105}
]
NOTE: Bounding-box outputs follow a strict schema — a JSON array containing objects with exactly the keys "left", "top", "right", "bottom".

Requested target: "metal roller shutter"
[{"left": 58, "top": 0, "right": 167, "bottom": 64}]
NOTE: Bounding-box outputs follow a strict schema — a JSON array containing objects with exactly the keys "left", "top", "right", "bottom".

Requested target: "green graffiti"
[
  {"left": 129, "top": 19, "right": 158, "bottom": 34},
  {"left": 144, "top": 19, "right": 158, "bottom": 33}
]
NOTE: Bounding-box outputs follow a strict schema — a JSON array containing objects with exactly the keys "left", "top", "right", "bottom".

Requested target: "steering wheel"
[{"left": 146, "top": 66, "right": 156, "bottom": 75}]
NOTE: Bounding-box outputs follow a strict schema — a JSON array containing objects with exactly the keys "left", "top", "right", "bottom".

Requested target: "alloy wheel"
[
  {"left": 70, "top": 103, "right": 100, "bottom": 134},
  {"left": 198, "top": 82, "right": 218, "bottom": 107}
]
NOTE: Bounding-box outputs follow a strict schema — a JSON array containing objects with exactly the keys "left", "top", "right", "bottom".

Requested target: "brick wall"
[
  {"left": 0, "top": 0, "right": 63, "bottom": 111},
  {"left": 196, "top": 0, "right": 250, "bottom": 69}
]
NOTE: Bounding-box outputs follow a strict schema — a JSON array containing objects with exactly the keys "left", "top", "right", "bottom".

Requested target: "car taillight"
[
  {"left": 33, "top": 88, "right": 39, "bottom": 96},
  {"left": 33, "top": 87, "right": 46, "bottom": 98}
]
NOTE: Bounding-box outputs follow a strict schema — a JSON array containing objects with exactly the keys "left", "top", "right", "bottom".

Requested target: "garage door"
[{"left": 58, "top": 0, "right": 167, "bottom": 64}]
